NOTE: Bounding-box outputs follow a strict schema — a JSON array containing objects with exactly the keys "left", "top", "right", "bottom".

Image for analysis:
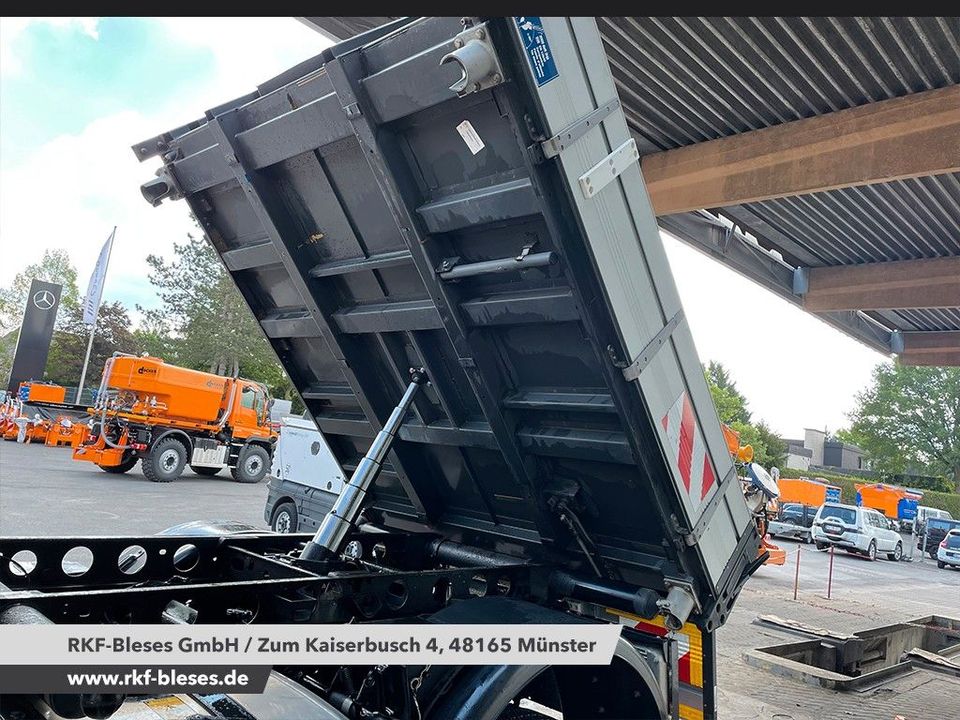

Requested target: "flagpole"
[{"left": 75, "top": 227, "right": 116, "bottom": 405}]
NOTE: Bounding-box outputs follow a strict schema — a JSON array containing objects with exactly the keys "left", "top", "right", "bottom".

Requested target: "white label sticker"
[{"left": 456, "top": 120, "right": 485, "bottom": 155}]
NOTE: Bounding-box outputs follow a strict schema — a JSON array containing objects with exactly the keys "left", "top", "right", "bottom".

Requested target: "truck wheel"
[
  {"left": 271, "top": 502, "right": 298, "bottom": 533},
  {"left": 99, "top": 456, "right": 139, "bottom": 474},
  {"left": 232, "top": 445, "right": 270, "bottom": 484},
  {"left": 143, "top": 437, "right": 188, "bottom": 483},
  {"left": 191, "top": 465, "right": 221, "bottom": 477}
]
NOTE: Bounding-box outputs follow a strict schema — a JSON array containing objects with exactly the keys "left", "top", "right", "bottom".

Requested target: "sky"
[{"left": 0, "top": 17, "right": 888, "bottom": 438}]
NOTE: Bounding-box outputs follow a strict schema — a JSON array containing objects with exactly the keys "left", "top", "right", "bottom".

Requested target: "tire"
[
  {"left": 271, "top": 501, "right": 298, "bottom": 533},
  {"left": 815, "top": 542, "right": 828, "bottom": 551},
  {"left": 888, "top": 542, "right": 903, "bottom": 561},
  {"left": 232, "top": 444, "right": 270, "bottom": 484},
  {"left": 866, "top": 540, "right": 877, "bottom": 561},
  {"left": 928, "top": 550, "right": 938, "bottom": 559},
  {"left": 938, "top": 561, "right": 946, "bottom": 569},
  {"left": 191, "top": 465, "right": 221, "bottom": 477},
  {"left": 143, "top": 437, "right": 188, "bottom": 483},
  {"left": 99, "top": 455, "right": 138, "bottom": 474},
  {"left": 803, "top": 533, "right": 813, "bottom": 545}
]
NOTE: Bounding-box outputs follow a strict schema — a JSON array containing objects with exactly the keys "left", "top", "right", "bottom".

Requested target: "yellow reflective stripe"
[{"left": 679, "top": 703, "right": 704, "bottom": 720}]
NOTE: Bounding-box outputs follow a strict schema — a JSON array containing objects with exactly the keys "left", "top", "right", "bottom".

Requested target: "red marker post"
[
  {"left": 793, "top": 544, "right": 801, "bottom": 600},
  {"left": 827, "top": 545, "right": 835, "bottom": 599}
]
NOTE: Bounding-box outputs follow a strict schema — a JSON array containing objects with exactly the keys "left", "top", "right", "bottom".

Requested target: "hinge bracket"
[
  {"left": 579, "top": 138, "right": 639, "bottom": 199},
  {"left": 539, "top": 98, "right": 620, "bottom": 161},
  {"left": 622, "top": 310, "right": 685, "bottom": 382}
]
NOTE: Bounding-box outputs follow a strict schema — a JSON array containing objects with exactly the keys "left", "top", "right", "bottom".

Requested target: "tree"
[
  {"left": 845, "top": 362, "right": 960, "bottom": 492},
  {"left": 704, "top": 361, "right": 786, "bottom": 469},
  {"left": 44, "top": 301, "right": 137, "bottom": 386},
  {"left": 0, "top": 250, "right": 81, "bottom": 385},
  {"left": 704, "top": 360, "right": 751, "bottom": 424},
  {"left": 0, "top": 249, "right": 80, "bottom": 332},
  {"left": 144, "top": 233, "right": 299, "bottom": 407}
]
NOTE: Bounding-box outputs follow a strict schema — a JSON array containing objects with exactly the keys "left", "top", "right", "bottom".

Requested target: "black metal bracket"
[
  {"left": 621, "top": 310, "right": 686, "bottom": 382},
  {"left": 686, "top": 466, "right": 738, "bottom": 546}
]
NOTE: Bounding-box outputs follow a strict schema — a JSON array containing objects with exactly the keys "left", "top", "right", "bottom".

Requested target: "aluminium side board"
[{"left": 136, "top": 16, "right": 759, "bottom": 631}]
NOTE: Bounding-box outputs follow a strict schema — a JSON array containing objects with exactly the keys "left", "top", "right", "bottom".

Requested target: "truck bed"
[{"left": 135, "top": 16, "right": 758, "bottom": 630}]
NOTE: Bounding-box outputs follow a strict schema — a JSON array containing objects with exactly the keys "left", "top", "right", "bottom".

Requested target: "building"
[
  {"left": 785, "top": 429, "right": 868, "bottom": 472},
  {"left": 785, "top": 441, "right": 813, "bottom": 471}
]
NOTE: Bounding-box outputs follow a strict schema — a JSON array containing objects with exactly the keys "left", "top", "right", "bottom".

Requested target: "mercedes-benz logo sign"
[{"left": 33, "top": 290, "right": 57, "bottom": 311}]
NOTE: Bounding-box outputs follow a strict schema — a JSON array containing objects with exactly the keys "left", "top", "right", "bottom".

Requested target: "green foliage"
[
  {"left": 44, "top": 301, "right": 137, "bottom": 386},
  {"left": 704, "top": 360, "right": 751, "bottom": 424},
  {"left": 845, "top": 363, "right": 960, "bottom": 492},
  {"left": 704, "top": 361, "right": 785, "bottom": 469},
  {"left": 143, "top": 232, "right": 299, "bottom": 405},
  {"left": 0, "top": 249, "right": 80, "bottom": 331}
]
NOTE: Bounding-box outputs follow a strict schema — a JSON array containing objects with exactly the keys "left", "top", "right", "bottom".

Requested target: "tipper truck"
[
  {"left": 72, "top": 354, "right": 276, "bottom": 482},
  {"left": 1, "top": 17, "right": 767, "bottom": 720}
]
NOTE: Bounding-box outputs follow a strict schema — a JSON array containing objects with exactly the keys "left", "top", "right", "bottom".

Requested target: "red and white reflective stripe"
[{"left": 661, "top": 391, "right": 716, "bottom": 509}]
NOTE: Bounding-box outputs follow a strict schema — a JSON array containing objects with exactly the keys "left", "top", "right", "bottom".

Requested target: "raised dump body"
[{"left": 136, "top": 16, "right": 758, "bottom": 632}]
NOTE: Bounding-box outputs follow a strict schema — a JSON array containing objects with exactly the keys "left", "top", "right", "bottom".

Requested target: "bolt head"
[
  {"left": 453, "top": 38, "right": 463, "bottom": 48},
  {"left": 475, "top": 28, "right": 485, "bottom": 40}
]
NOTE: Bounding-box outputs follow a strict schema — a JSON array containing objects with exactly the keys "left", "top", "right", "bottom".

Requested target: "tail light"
[
  {"left": 941, "top": 539, "right": 949, "bottom": 548},
  {"left": 131, "top": 442, "right": 148, "bottom": 451}
]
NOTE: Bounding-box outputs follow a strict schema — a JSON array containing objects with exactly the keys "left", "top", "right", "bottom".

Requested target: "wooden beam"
[
  {"left": 898, "top": 331, "right": 960, "bottom": 367},
  {"left": 802, "top": 257, "right": 960, "bottom": 312},
  {"left": 641, "top": 86, "right": 960, "bottom": 215}
]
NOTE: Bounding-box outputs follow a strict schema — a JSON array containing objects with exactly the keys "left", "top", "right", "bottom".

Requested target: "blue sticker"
[{"left": 515, "top": 17, "right": 559, "bottom": 87}]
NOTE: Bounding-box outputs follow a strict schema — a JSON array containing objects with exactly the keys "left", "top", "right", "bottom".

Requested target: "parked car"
[
  {"left": 937, "top": 530, "right": 960, "bottom": 570},
  {"left": 919, "top": 516, "right": 960, "bottom": 558},
  {"left": 264, "top": 416, "right": 342, "bottom": 533},
  {"left": 912, "top": 505, "right": 953, "bottom": 535},
  {"left": 768, "top": 502, "right": 817, "bottom": 543},
  {"left": 812, "top": 503, "right": 904, "bottom": 561}
]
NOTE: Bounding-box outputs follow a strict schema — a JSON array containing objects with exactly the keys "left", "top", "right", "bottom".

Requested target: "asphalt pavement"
[
  {"left": 2, "top": 439, "right": 959, "bottom": 718},
  {"left": 0, "top": 440, "right": 268, "bottom": 535}
]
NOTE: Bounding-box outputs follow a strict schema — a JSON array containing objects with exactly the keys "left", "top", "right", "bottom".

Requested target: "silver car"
[
  {"left": 812, "top": 503, "right": 904, "bottom": 561},
  {"left": 937, "top": 530, "right": 960, "bottom": 570}
]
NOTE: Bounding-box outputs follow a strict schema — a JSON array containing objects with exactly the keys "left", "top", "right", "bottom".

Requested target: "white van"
[
  {"left": 914, "top": 505, "right": 954, "bottom": 535},
  {"left": 812, "top": 503, "right": 903, "bottom": 561}
]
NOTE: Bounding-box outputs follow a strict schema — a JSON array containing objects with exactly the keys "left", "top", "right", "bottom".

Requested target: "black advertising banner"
[{"left": 6, "top": 279, "right": 62, "bottom": 393}]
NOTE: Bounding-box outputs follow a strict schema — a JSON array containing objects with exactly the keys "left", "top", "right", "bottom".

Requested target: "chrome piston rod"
[{"left": 300, "top": 368, "right": 427, "bottom": 562}]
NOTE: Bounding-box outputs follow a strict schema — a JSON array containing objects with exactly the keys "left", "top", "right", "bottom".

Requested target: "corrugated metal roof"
[
  {"left": 297, "top": 17, "right": 960, "bottom": 353},
  {"left": 600, "top": 17, "right": 959, "bottom": 150},
  {"left": 598, "top": 17, "right": 960, "bottom": 345}
]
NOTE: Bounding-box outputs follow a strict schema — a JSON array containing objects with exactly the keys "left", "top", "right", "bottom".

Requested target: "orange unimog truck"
[{"left": 73, "top": 354, "right": 277, "bottom": 483}]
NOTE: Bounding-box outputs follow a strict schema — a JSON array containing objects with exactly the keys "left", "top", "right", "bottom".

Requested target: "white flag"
[{"left": 82, "top": 228, "right": 115, "bottom": 326}]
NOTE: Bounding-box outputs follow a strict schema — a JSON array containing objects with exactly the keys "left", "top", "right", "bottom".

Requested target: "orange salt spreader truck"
[
  {"left": 722, "top": 424, "right": 787, "bottom": 566},
  {"left": 73, "top": 354, "right": 277, "bottom": 483}
]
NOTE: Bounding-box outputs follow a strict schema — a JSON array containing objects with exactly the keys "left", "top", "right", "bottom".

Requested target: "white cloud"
[
  {"left": 0, "top": 17, "right": 100, "bottom": 76},
  {"left": 0, "top": 18, "right": 331, "bottom": 320},
  {"left": 662, "top": 234, "right": 887, "bottom": 438}
]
